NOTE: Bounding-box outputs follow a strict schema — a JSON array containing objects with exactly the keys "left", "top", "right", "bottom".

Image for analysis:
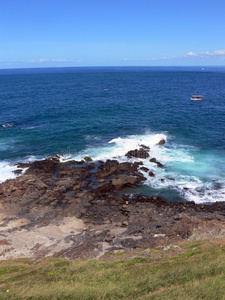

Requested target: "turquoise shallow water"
[{"left": 0, "top": 66, "right": 225, "bottom": 203}]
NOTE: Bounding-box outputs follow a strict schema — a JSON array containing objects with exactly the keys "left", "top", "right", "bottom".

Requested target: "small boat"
[
  {"left": 2, "top": 123, "right": 13, "bottom": 127},
  {"left": 190, "top": 95, "right": 203, "bottom": 101}
]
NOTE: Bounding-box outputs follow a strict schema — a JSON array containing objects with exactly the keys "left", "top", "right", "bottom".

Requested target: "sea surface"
[{"left": 1, "top": 66, "right": 225, "bottom": 203}]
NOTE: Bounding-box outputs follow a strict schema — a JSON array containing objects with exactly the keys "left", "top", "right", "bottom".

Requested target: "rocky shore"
[{"left": 0, "top": 145, "right": 225, "bottom": 260}]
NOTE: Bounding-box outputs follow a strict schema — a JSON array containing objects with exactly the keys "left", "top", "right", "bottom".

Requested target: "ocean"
[{"left": 1, "top": 66, "right": 225, "bottom": 203}]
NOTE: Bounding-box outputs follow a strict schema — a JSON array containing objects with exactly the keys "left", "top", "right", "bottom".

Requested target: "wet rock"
[
  {"left": 149, "top": 158, "right": 164, "bottom": 168},
  {"left": 84, "top": 156, "right": 93, "bottom": 162},
  {"left": 157, "top": 139, "right": 166, "bottom": 145},
  {"left": 140, "top": 144, "right": 150, "bottom": 150},
  {"left": 125, "top": 148, "right": 150, "bottom": 159},
  {"left": 156, "top": 162, "right": 164, "bottom": 168},
  {"left": 13, "top": 169, "right": 23, "bottom": 175},
  {"left": 150, "top": 158, "right": 157, "bottom": 163},
  {"left": 14, "top": 162, "right": 31, "bottom": 169},
  {"left": 140, "top": 167, "right": 149, "bottom": 172},
  {"left": 25, "top": 159, "right": 60, "bottom": 175}
]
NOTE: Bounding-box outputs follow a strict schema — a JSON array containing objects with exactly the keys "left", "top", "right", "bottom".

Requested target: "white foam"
[
  {"left": 0, "top": 156, "right": 40, "bottom": 184},
  {"left": 69, "top": 132, "right": 168, "bottom": 162},
  {"left": 0, "top": 162, "right": 17, "bottom": 183}
]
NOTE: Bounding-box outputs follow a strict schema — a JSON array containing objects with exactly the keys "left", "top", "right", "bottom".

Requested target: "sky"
[{"left": 1, "top": 0, "right": 225, "bottom": 68}]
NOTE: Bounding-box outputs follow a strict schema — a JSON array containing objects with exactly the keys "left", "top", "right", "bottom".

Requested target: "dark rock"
[
  {"left": 149, "top": 171, "right": 155, "bottom": 177},
  {"left": 84, "top": 156, "right": 93, "bottom": 162},
  {"left": 150, "top": 158, "right": 157, "bottom": 163},
  {"left": 150, "top": 158, "right": 164, "bottom": 168},
  {"left": 140, "top": 167, "right": 149, "bottom": 172},
  {"left": 121, "top": 238, "right": 138, "bottom": 248},
  {"left": 25, "top": 159, "right": 60, "bottom": 175},
  {"left": 13, "top": 169, "right": 23, "bottom": 175},
  {"left": 157, "top": 162, "right": 164, "bottom": 168},
  {"left": 14, "top": 162, "right": 31, "bottom": 169},
  {"left": 157, "top": 139, "right": 166, "bottom": 145},
  {"left": 125, "top": 148, "right": 149, "bottom": 159},
  {"left": 140, "top": 144, "right": 150, "bottom": 150},
  {"left": 111, "top": 174, "right": 137, "bottom": 190}
]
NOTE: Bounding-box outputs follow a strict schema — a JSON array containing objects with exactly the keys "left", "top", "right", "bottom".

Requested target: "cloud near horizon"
[
  {"left": 120, "top": 50, "right": 225, "bottom": 62},
  {"left": 186, "top": 50, "right": 225, "bottom": 58},
  {"left": 24, "top": 58, "right": 75, "bottom": 63}
]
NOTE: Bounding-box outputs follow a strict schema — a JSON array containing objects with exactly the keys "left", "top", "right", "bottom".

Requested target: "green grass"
[{"left": 0, "top": 240, "right": 225, "bottom": 299}]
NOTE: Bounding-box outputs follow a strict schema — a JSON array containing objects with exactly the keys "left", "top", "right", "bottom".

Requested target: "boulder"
[
  {"left": 157, "top": 139, "right": 166, "bottom": 145},
  {"left": 150, "top": 158, "right": 157, "bottom": 163},
  {"left": 125, "top": 148, "right": 149, "bottom": 159}
]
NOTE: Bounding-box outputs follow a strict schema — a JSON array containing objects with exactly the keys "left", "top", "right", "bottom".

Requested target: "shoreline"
[{"left": 0, "top": 150, "right": 225, "bottom": 260}]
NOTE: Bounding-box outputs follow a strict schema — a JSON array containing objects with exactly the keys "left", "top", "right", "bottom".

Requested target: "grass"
[{"left": 0, "top": 240, "right": 225, "bottom": 299}]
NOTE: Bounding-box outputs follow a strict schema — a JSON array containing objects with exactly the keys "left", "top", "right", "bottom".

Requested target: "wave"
[
  {"left": 0, "top": 162, "right": 18, "bottom": 183},
  {"left": 0, "top": 156, "right": 39, "bottom": 184}
]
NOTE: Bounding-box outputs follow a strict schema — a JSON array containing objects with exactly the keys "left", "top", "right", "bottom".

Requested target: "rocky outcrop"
[
  {"left": 125, "top": 148, "right": 150, "bottom": 159},
  {"left": 0, "top": 156, "right": 225, "bottom": 261}
]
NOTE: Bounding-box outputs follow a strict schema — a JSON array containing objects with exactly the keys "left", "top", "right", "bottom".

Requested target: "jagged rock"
[
  {"left": 125, "top": 148, "right": 150, "bottom": 159},
  {"left": 25, "top": 159, "right": 60, "bottom": 175},
  {"left": 157, "top": 162, "right": 164, "bottom": 168},
  {"left": 140, "top": 144, "right": 150, "bottom": 150},
  {"left": 150, "top": 158, "right": 164, "bottom": 168}
]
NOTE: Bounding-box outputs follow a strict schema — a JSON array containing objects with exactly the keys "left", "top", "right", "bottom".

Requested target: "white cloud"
[
  {"left": 24, "top": 58, "right": 74, "bottom": 63},
  {"left": 120, "top": 58, "right": 132, "bottom": 61},
  {"left": 120, "top": 50, "right": 225, "bottom": 63},
  {"left": 186, "top": 50, "right": 225, "bottom": 58},
  {"left": 186, "top": 52, "right": 198, "bottom": 57}
]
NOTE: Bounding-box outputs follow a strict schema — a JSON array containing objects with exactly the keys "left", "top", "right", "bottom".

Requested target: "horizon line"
[{"left": 1, "top": 65, "right": 225, "bottom": 71}]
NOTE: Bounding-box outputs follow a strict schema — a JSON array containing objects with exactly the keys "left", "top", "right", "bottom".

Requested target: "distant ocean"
[{"left": 1, "top": 66, "right": 225, "bottom": 203}]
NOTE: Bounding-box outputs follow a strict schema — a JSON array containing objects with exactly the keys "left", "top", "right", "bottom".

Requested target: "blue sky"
[{"left": 1, "top": 0, "right": 225, "bottom": 68}]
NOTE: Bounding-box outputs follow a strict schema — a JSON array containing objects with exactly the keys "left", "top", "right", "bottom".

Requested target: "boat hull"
[
  {"left": 190, "top": 95, "right": 203, "bottom": 101},
  {"left": 190, "top": 97, "right": 203, "bottom": 101}
]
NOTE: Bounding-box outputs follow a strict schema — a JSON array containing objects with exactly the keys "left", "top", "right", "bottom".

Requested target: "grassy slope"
[{"left": 0, "top": 240, "right": 225, "bottom": 300}]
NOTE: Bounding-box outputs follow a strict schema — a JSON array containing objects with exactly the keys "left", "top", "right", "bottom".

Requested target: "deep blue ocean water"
[{"left": 1, "top": 66, "right": 225, "bottom": 203}]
